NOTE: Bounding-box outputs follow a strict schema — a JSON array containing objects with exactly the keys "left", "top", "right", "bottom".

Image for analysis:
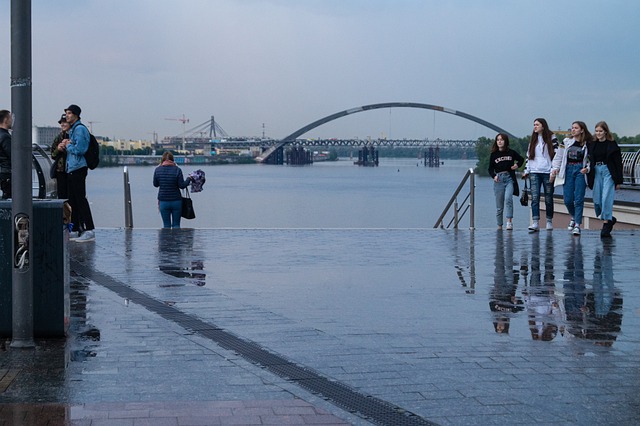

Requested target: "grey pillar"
[{"left": 10, "top": 0, "right": 35, "bottom": 348}]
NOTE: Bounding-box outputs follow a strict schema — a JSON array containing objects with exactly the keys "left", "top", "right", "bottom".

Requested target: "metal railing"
[
  {"left": 434, "top": 168, "right": 475, "bottom": 230},
  {"left": 620, "top": 145, "right": 640, "bottom": 186},
  {"left": 31, "top": 144, "right": 56, "bottom": 199}
]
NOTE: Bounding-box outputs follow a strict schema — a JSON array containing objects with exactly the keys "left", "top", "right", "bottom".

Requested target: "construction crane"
[
  {"left": 87, "top": 121, "right": 101, "bottom": 134},
  {"left": 165, "top": 114, "right": 189, "bottom": 152}
]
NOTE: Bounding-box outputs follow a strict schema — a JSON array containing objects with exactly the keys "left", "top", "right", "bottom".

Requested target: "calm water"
[{"left": 87, "top": 158, "right": 527, "bottom": 229}]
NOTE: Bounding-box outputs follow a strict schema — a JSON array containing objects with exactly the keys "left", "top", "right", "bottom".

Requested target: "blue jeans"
[
  {"left": 592, "top": 164, "right": 615, "bottom": 221},
  {"left": 529, "top": 173, "right": 554, "bottom": 221},
  {"left": 493, "top": 173, "right": 514, "bottom": 226},
  {"left": 159, "top": 200, "right": 183, "bottom": 228},
  {"left": 562, "top": 163, "right": 587, "bottom": 226}
]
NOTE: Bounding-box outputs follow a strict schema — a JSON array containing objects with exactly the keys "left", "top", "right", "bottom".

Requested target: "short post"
[{"left": 124, "top": 167, "right": 133, "bottom": 228}]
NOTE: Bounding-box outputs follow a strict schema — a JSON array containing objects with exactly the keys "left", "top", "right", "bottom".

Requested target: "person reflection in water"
[
  {"left": 566, "top": 240, "right": 622, "bottom": 346},
  {"left": 523, "top": 234, "right": 563, "bottom": 341},
  {"left": 157, "top": 228, "right": 206, "bottom": 287},
  {"left": 562, "top": 237, "right": 586, "bottom": 330},
  {"left": 490, "top": 233, "right": 524, "bottom": 333}
]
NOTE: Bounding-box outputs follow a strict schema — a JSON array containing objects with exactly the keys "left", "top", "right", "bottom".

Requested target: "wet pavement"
[{"left": 2, "top": 227, "right": 640, "bottom": 425}]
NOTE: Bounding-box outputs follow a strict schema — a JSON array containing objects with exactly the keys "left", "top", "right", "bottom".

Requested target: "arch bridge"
[{"left": 256, "top": 102, "right": 515, "bottom": 163}]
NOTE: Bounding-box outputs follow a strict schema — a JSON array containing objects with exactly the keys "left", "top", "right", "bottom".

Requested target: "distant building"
[{"left": 33, "top": 126, "right": 59, "bottom": 147}]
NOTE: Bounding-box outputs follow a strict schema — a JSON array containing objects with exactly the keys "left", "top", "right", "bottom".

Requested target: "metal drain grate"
[
  {"left": 0, "top": 368, "right": 20, "bottom": 393},
  {"left": 73, "top": 261, "right": 437, "bottom": 426}
]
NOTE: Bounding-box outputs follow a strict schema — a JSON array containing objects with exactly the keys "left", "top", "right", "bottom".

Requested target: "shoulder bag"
[
  {"left": 181, "top": 188, "right": 196, "bottom": 219},
  {"left": 520, "top": 177, "right": 530, "bottom": 207}
]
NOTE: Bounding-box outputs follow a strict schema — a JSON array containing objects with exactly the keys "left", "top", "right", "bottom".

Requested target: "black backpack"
[{"left": 79, "top": 124, "right": 100, "bottom": 170}]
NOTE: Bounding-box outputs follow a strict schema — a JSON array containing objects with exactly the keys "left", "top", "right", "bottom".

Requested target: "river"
[{"left": 87, "top": 158, "right": 529, "bottom": 230}]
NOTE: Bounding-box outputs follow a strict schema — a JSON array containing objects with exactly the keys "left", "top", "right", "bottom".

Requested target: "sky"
[{"left": 0, "top": 0, "right": 639, "bottom": 142}]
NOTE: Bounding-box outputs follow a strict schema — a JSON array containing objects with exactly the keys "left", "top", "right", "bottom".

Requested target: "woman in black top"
[
  {"left": 587, "top": 121, "right": 623, "bottom": 238},
  {"left": 488, "top": 133, "right": 525, "bottom": 230}
]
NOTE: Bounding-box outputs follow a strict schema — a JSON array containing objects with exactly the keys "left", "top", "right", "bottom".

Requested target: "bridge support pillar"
[
  {"left": 424, "top": 146, "right": 440, "bottom": 167},
  {"left": 354, "top": 146, "right": 378, "bottom": 167}
]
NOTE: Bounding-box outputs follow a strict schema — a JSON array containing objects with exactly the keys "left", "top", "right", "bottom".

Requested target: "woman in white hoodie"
[
  {"left": 551, "top": 121, "right": 592, "bottom": 236},
  {"left": 522, "top": 118, "right": 558, "bottom": 232}
]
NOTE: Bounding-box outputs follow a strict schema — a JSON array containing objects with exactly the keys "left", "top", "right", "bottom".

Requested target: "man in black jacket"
[{"left": 0, "top": 110, "right": 12, "bottom": 199}]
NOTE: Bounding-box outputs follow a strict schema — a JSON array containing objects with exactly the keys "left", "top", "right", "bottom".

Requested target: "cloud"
[{"left": 1, "top": 0, "right": 638, "bottom": 140}]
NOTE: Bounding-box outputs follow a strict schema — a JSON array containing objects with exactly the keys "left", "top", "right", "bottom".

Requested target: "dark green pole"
[{"left": 10, "top": 0, "right": 35, "bottom": 348}]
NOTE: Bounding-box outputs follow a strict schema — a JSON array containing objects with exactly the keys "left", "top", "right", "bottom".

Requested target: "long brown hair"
[
  {"left": 572, "top": 121, "right": 593, "bottom": 146},
  {"left": 491, "top": 133, "right": 510, "bottom": 153},
  {"left": 595, "top": 121, "right": 614, "bottom": 141},
  {"left": 528, "top": 118, "right": 555, "bottom": 160},
  {"left": 161, "top": 151, "right": 174, "bottom": 163}
]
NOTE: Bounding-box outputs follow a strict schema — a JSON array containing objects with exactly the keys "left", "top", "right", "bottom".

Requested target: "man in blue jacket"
[{"left": 58, "top": 104, "right": 96, "bottom": 242}]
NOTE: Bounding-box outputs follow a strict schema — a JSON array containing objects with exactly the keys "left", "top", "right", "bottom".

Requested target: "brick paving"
[{"left": 2, "top": 228, "right": 640, "bottom": 425}]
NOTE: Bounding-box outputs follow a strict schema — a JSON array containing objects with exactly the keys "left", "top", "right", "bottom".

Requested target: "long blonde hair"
[{"left": 595, "top": 121, "right": 614, "bottom": 141}]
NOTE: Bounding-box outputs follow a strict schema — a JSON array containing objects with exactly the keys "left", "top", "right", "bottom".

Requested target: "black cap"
[
  {"left": 58, "top": 114, "right": 66, "bottom": 124},
  {"left": 65, "top": 104, "right": 81, "bottom": 117}
]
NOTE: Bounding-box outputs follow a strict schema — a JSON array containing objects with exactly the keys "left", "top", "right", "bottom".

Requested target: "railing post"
[
  {"left": 469, "top": 168, "right": 475, "bottom": 230},
  {"left": 453, "top": 201, "right": 459, "bottom": 229}
]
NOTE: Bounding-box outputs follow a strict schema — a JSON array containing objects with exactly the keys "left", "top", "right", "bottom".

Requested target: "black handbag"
[
  {"left": 49, "top": 157, "right": 60, "bottom": 179},
  {"left": 181, "top": 188, "right": 196, "bottom": 219},
  {"left": 520, "top": 177, "right": 530, "bottom": 207}
]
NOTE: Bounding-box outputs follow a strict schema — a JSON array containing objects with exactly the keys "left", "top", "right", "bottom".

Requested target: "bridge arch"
[{"left": 257, "top": 102, "right": 515, "bottom": 162}]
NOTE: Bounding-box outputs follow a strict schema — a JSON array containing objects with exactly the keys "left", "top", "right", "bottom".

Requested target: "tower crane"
[
  {"left": 87, "top": 121, "right": 101, "bottom": 133},
  {"left": 165, "top": 114, "right": 189, "bottom": 152}
]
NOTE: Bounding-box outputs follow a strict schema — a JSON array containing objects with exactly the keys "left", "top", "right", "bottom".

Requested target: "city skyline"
[{"left": 1, "top": 0, "right": 639, "bottom": 141}]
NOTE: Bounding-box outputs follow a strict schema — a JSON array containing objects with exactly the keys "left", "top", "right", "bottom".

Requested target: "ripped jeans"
[{"left": 529, "top": 173, "right": 554, "bottom": 221}]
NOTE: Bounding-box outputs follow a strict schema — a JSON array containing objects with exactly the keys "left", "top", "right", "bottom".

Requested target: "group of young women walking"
[{"left": 488, "top": 118, "right": 623, "bottom": 238}]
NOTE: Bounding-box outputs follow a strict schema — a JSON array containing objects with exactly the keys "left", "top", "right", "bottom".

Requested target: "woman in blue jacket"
[{"left": 153, "top": 151, "right": 191, "bottom": 228}]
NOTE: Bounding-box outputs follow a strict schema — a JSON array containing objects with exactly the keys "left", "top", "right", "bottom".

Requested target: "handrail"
[{"left": 434, "top": 168, "right": 475, "bottom": 230}]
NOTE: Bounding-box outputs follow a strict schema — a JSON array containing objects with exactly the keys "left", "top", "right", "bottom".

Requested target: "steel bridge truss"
[{"left": 220, "top": 138, "right": 476, "bottom": 149}]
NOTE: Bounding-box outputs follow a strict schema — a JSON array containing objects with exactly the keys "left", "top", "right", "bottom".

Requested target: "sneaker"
[
  {"left": 528, "top": 221, "right": 539, "bottom": 232},
  {"left": 572, "top": 226, "right": 581, "bottom": 236},
  {"left": 74, "top": 230, "right": 95, "bottom": 242},
  {"left": 610, "top": 216, "right": 617, "bottom": 229},
  {"left": 567, "top": 219, "right": 575, "bottom": 230},
  {"left": 506, "top": 222, "right": 513, "bottom": 230},
  {"left": 68, "top": 231, "right": 80, "bottom": 240},
  {"left": 546, "top": 220, "right": 553, "bottom": 230}
]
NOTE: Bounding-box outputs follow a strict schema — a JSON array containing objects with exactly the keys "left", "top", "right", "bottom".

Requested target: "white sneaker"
[
  {"left": 74, "top": 230, "right": 95, "bottom": 242},
  {"left": 567, "top": 219, "right": 575, "bottom": 230},
  {"left": 572, "top": 226, "right": 581, "bottom": 236},
  {"left": 506, "top": 222, "right": 513, "bottom": 230},
  {"left": 528, "top": 221, "right": 539, "bottom": 232},
  {"left": 546, "top": 220, "right": 553, "bottom": 230}
]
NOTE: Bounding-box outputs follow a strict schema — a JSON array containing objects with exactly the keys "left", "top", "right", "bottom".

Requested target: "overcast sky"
[{"left": 1, "top": 0, "right": 639, "bottom": 141}]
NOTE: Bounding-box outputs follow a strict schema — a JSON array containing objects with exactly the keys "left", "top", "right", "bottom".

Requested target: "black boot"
[{"left": 601, "top": 220, "right": 613, "bottom": 238}]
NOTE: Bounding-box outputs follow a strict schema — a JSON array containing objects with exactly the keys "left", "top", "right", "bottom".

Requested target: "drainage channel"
[{"left": 72, "top": 261, "right": 437, "bottom": 426}]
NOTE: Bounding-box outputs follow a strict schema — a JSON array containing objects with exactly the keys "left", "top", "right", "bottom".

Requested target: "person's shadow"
[
  {"left": 157, "top": 229, "right": 207, "bottom": 287},
  {"left": 489, "top": 232, "right": 524, "bottom": 334}
]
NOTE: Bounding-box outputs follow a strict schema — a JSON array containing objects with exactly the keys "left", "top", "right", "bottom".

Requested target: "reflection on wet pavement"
[
  {"left": 1, "top": 228, "right": 639, "bottom": 425},
  {"left": 157, "top": 229, "right": 207, "bottom": 286}
]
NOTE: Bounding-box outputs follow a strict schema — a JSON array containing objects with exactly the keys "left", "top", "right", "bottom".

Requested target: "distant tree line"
[{"left": 328, "top": 146, "right": 476, "bottom": 160}]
